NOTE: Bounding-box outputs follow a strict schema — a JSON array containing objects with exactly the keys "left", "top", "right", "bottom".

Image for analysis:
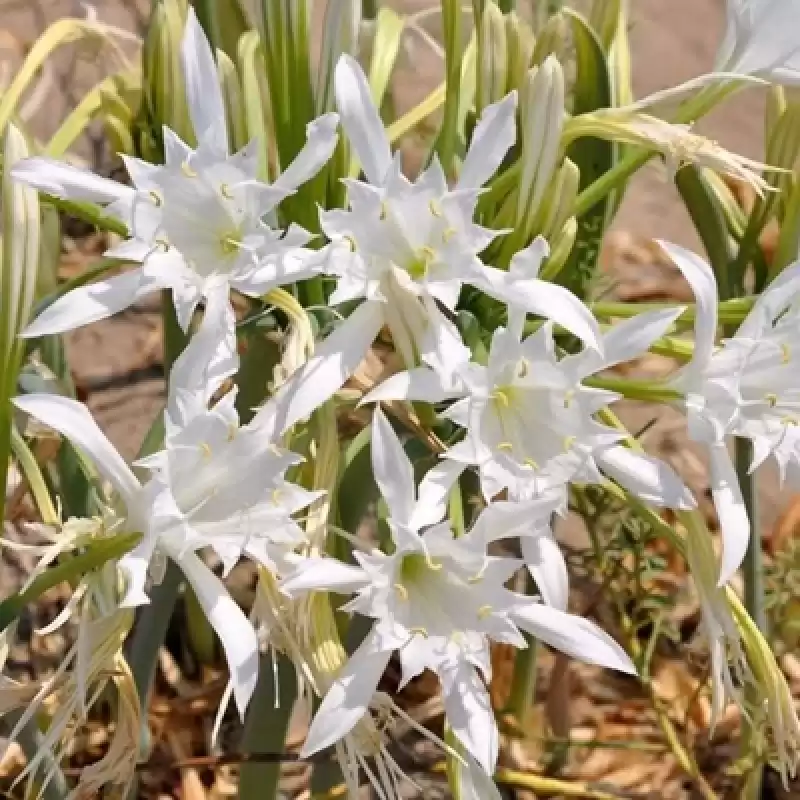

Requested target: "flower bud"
[
  {"left": 216, "top": 48, "right": 248, "bottom": 152},
  {"left": 505, "top": 12, "right": 535, "bottom": 93},
  {"left": 517, "top": 56, "right": 566, "bottom": 235},
  {"left": 317, "top": 0, "right": 362, "bottom": 115},
  {"left": 476, "top": 2, "right": 508, "bottom": 113}
]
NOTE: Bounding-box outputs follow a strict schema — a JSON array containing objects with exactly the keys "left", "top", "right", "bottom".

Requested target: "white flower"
[
  {"left": 13, "top": 8, "right": 338, "bottom": 341},
  {"left": 716, "top": 0, "right": 800, "bottom": 84},
  {"left": 300, "top": 56, "right": 600, "bottom": 410},
  {"left": 12, "top": 299, "right": 320, "bottom": 715},
  {"left": 365, "top": 275, "right": 694, "bottom": 509},
  {"left": 282, "top": 409, "right": 636, "bottom": 774},
  {"left": 660, "top": 242, "right": 800, "bottom": 584}
]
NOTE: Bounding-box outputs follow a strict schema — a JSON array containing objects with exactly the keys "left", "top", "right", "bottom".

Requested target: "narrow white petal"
[
  {"left": 372, "top": 408, "right": 416, "bottom": 525},
  {"left": 13, "top": 394, "right": 140, "bottom": 507},
  {"left": 273, "top": 112, "right": 340, "bottom": 194},
  {"left": 302, "top": 628, "right": 391, "bottom": 755},
  {"left": 21, "top": 268, "right": 160, "bottom": 338},
  {"left": 737, "top": 257, "right": 800, "bottom": 339},
  {"left": 281, "top": 557, "right": 369, "bottom": 595},
  {"left": 334, "top": 55, "right": 392, "bottom": 184},
  {"left": 181, "top": 7, "right": 228, "bottom": 153},
  {"left": 177, "top": 550, "right": 259, "bottom": 717},
  {"left": 657, "top": 242, "right": 719, "bottom": 381},
  {"left": 708, "top": 441, "right": 750, "bottom": 585},
  {"left": 167, "top": 279, "right": 237, "bottom": 421},
  {"left": 409, "top": 460, "right": 466, "bottom": 530},
  {"left": 439, "top": 660, "right": 498, "bottom": 774},
  {"left": 458, "top": 91, "right": 517, "bottom": 190},
  {"left": 522, "top": 533, "right": 569, "bottom": 611},
  {"left": 11, "top": 158, "right": 134, "bottom": 205},
  {"left": 252, "top": 300, "right": 384, "bottom": 436},
  {"left": 596, "top": 445, "right": 696, "bottom": 510},
  {"left": 570, "top": 307, "right": 686, "bottom": 379},
  {"left": 361, "top": 367, "right": 458, "bottom": 405},
  {"left": 472, "top": 264, "right": 602, "bottom": 352},
  {"left": 513, "top": 603, "right": 636, "bottom": 674}
]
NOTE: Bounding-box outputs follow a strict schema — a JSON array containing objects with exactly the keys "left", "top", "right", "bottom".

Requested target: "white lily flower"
[
  {"left": 365, "top": 286, "right": 694, "bottom": 509},
  {"left": 315, "top": 56, "right": 600, "bottom": 388},
  {"left": 660, "top": 242, "right": 800, "bottom": 584},
  {"left": 716, "top": 0, "right": 800, "bottom": 84},
  {"left": 13, "top": 8, "right": 338, "bottom": 341},
  {"left": 282, "top": 409, "right": 636, "bottom": 773},
  {"left": 12, "top": 303, "right": 319, "bottom": 715}
]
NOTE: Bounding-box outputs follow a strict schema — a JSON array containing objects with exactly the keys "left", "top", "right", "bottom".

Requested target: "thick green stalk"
[
  {"left": 504, "top": 573, "right": 538, "bottom": 722},
  {"left": 238, "top": 654, "right": 297, "bottom": 800},
  {"left": 736, "top": 437, "right": 765, "bottom": 800},
  {"left": 435, "top": 0, "right": 464, "bottom": 177}
]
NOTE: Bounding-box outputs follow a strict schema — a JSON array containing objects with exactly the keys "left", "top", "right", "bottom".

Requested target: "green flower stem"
[
  {"left": 589, "top": 297, "right": 754, "bottom": 325},
  {"left": 736, "top": 437, "right": 765, "bottom": 800},
  {"left": 504, "top": 572, "right": 538, "bottom": 724},
  {"left": 435, "top": 0, "right": 464, "bottom": 177},
  {"left": 40, "top": 193, "right": 128, "bottom": 237},
  {"left": 238, "top": 654, "right": 297, "bottom": 800},
  {"left": 582, "top": 376, "right": 683, "bottom": 404}
]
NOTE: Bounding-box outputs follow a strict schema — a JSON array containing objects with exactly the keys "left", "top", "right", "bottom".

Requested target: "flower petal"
[
  {"left": 408, "top": 460, "right": 466, "bottom": 530},
  {"left": 177, "top": 550, "right": 259, "bottom": 717},
  {"left": 439, "top": 659, "right": 498, "bottom": 774},
  {"left": 737, "top": 257, "right": 800, "bottom": 339},
  {"left": 11, "top": 158, "right": 134, "bottom": 206},
  {"left": 334, "top": 55, "right": 392, "bottom": 184},
  {"left": 657, "top": 242, "right": 719, "bottom": 383},
  {"left": 181, "top": 7, "right": 228, "bottom": 153},
  {"left": 708, "top": 441, "right": 750, "bottom": 585},
  {"left": 521, "top": 532, "right": 569, "bottom": 611},
  {"left": 512, "top": 602, "right": 636, "bottom": 674},
  {"left": 21, "top": 268, "right": 164, "bottom": 338},
  {"left": 372, "top": 408, "right": 416, "bottom": 525},
  {"left": 13, "top": 394, "right": 140, "bottom": 507},
  {"left": 252, "top": 300, "right": 384, "bottom": 437},
  {"left": 568, "top": 306, "right": 686, "bottom": 379},
  {"left": 595, "top": 444, "right": 696, "bottom": 510},
  {"left": 458, "top": 91, "right": 517, "bottom": 190},
  {"left": 302, "top": 627, "right": 391, "bottom": 756},
  {"left": 273, "top": 112, "right": 340, "bottom": 195},
  {"left": 281, "top": 557, "right": 369, "bottom": 595},
  {"left": 361, "top": 367, "right": 459, "bottom": 405}
]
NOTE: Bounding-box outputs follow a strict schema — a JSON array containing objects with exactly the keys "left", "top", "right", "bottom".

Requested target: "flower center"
[
  {"left": 406, "top": 246, "right": 436, "bottom": 280},
  {"left": 219, "top": 227, "right": 244, "bottom": 257}
]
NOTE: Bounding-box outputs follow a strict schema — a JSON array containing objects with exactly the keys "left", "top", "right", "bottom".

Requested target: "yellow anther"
[
  {"left": 781, "top": 343, "right": 791, "bottom": 365},
  {"left": 220, "top": 183, "right": 234, "bottom": 199},
  {"left": 477, "top": 605, "right": 493, "bottom": 619},
  {"left": 181, "top": 161, "right": 198, "bottom": 177},
  {"left": 394, "top": 583, "right": 409, "bottom": 600},
  {"left": 467, "top": 573, "right": 484, "bottom": 584},
  {"left": 148, "top": 190, "right": 162, "bottom": 207},
  {"left": 524, "top": 457, "right": 540, "bottom": 469},
  {"left": 563, "top": 435, "right": 577, "bottom": 451},
  {"left": 425, "top": 555, "right": 443, "bottom": 571},
  {"left": 227, "top": 424, "right": 237, "bottom": 442},
  {"left": 442, "top": 227, "right": 457, "bottom": 243},
  {"left": 409, "top": 627, "right": 429, "bottom": 638},
  {"left": 154, "top": 236, "right": 170, "bottom": 252},
  {"left": 344, "top": 234, "right": 357, "bottom": 252},
  {"left": 496, "top": 441, "right": 514, "bottom": 452},
  {"left": 429, "top": 199, "right": 443, "bottom": 217},
  {"left": 491, "top": 388, "right": 511, "bottom": 407},
  {"left": 517, "top": 359, "right": 529, "bottom": 379},
  {"left": 782, "top": 415, "right": 800, "bottom": 426},
  {"left": 379, "top": 202, "right": 388, "bottom": 221},
  {"left": 765, "top": 393, "right": 779, "bottom": 408},
  {"left": 563, "top": 389, "right": 575, "bottom": 408},
  {"left": 420, "top": 245, "right": 436, "bottom": 262},
  {"left": 450, "top": 631, "right": 465, "bottom": 645},
  {"left": 200, "top": 442, "right": 212, "bottom": 460},
  {"left": 271, "top": 488, "right": 283, "bottom": 505}
]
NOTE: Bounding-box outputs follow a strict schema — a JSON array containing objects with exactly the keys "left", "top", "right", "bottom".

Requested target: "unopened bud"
[
  {"left": 505, "top": 12, "right": 535, "bottom": 93},
  {"left": 476, "top": 2, "right": 508, "bottom": 113}
]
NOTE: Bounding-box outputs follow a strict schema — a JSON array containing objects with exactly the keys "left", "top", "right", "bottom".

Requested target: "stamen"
[
  {"left": 271, "top": 488, "right": 283, "bottom": 505},
  {"left": 425, "top": 555, "right": 443, "bottom": 571},
  {"left": 409, "top": 627, "right": 429, "bottom": 638},
  {"left": 563, "top": 389, "right": 575, "bottom": 408},
  {"left": 524, "top": 457, "right": 540, "bottom": 469},
  {"left": 227, "top": 424, "right": 237, "bottom": 441},
  {"left": 563, "top": 435, "right": 577, "bottom": 451},
  {"left": 518, "top": 359, "right": 529, "bottom": 379},
  {"left": 393, "top": 583, "right": 409, "bottom": 600},
  {"left": 491, "top": 389, "right": 511, "bottom": 407},
  {"left": 154, "top": 237, "right": 170, "bottom": 252},
  {"left": 429, "top": 199, "right": 443, "bottom": 217},
  {"left": 781, "top": 415, "right": 800, "bottom": 426},
  {"left": 442, "top": 227, "right": 457, "bottom": 243},
  {"left": 781, "top": 343, "right": 791, "bottom": 365},
  {"left": 379, "top": 202, "right": 388, "bottom": 221},
  {"left": 496, "top": 441, "right": 514, "bottom": 452},
  {"left": 477, "top": 605, "right": 492, "bottom": 619},
  {"left": 765, "top": 393, "right": 779, "bottom": 408},
  {"left": 148, "top": 190, "right": 162, "bottom": 207},
  {"left": 200, "top": 442, "right": 212, "bottom": 460},
  {"left": 344, "top": 235, "right": 357, "bottom": 252},
  {"left": 220, "top": 183, "right": 234, "bottom": 199},
  {"left": 181, "top": 161, "right": 198, "bottom": 177}
]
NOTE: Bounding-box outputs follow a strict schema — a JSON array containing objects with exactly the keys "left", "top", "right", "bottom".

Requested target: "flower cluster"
[{"left": 5, "top": 2, "right": 800, "bottom": 797}]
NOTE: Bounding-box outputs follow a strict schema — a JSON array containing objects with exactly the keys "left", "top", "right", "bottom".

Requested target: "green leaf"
[
  {"left": 674, "top": 166, "right": 734, "bottom": 298},
  {"left": 0, "top": 532, "right": 142, "bottom": 633},
  {"left": 558, "top": 10, "right": 614, "bottom": 301}
]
